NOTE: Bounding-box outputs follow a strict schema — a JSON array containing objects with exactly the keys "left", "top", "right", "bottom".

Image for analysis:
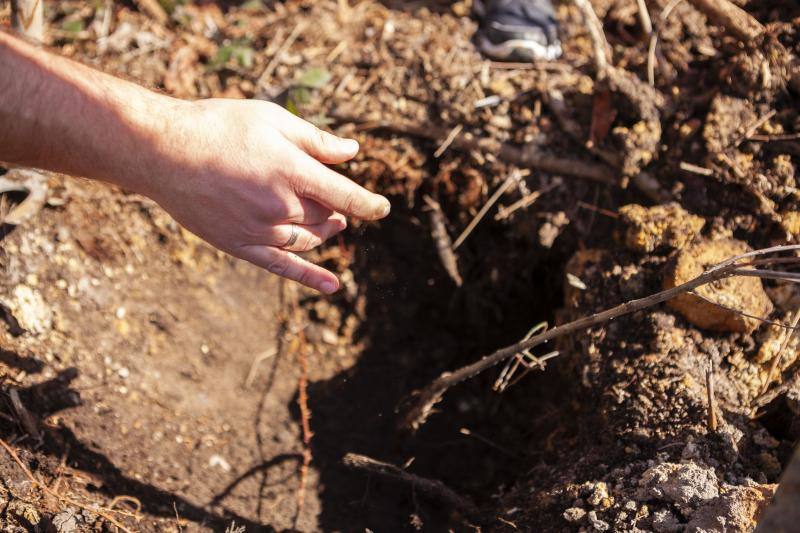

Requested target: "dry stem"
[
  {"left": 333, "top": 113, "right": 617, "bottom": 185},
  {"left": 688, "top": 0, "right": 764, "bottom": 42},
  {"left": 573, "top": 0, "right": 610, "bottom": 76},
  {"left": 343, "top": 453, "right": 477, "bottom": 515},
  {"left": 0, "top": 437, "right": 137, "bottom": 532},
  {"left": 403, "top": 244, "right": 800, "bottom": 431}
]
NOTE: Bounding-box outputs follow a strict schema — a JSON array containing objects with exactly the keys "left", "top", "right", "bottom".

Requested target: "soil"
[{"left": 1, "top": 0, "right": 800, "bottom": 531}]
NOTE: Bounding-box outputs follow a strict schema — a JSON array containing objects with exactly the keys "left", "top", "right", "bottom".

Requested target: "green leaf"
[
  {"left": 234, "top": 46, "right": 254, "bottom": 69},
  {"left": 241, "top": 0, "right": 264, "bottom": 11},
  {"left": 207, "top": 45, "right": 234, "bottom": 71},
  {"left": 309, "top": 113, "right": 334, "bottom": 127},
  {"left": 285, "top": 97, "right": 299, "bottom": 116},
  {"left": 297, "top": 67, "right": 331, "bottom": 89},
  {"left": 61, "top": 19, "right": 85, "bottom": 33},
  {"left": 290, "top": 87, "right": 312, "bottom": 105}
]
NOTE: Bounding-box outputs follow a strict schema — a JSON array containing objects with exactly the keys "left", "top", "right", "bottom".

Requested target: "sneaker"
[{"left": 474, "top": 0, "right": 562, "bottom": 61}]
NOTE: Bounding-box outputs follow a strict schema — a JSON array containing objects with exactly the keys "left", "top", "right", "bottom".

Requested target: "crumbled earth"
[
  {"left": 664, "top": 239, "right": 774, "bottom": 334},
  {"left": 1, "top": 0, "right": 800, "bottom": 531}
]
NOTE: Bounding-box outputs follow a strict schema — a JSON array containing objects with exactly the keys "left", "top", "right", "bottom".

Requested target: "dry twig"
[
  {"left": 403, "top": 244, "right": 800, "bottom": 431},
  {"left": 573, "top": 0, "right": 611, "bottom": 76},
  {"left": 7, "top": 387, "right": 41, "bottom": 441},
  {"left": 434, "top": 124, "right": 464, "bottom": 159},
  {"left": 343, "top": 453, "right": 477, "bottom": 515},
  {"left": 333, "top": 114, "right": 617, "bottom": 185},
  {"left": 688, "top": 0, "right": 764, "bottom": 42},
  {"left": 706, "top": 356, "right": 718, "bottom": 432},
  {"left": 0, "top": 438, "right": 137, "bottom": 532},
  {"left": 761, "top": 309, "right": 800, "bottom": 395},
  {"left": 635, "top": 0, "right": 653, "bottom": 37},
  {"left": 424, "top": 195, "right": 463, "bottom": 287},
  {"left": 258, "top": 22, "right": 308, "bottom": 89},
  {"left": 647, "top": 0, "right": 684, "bottom": 85},
  {"left": 453, "top": 170, "right": 526, "bottom": 250}
]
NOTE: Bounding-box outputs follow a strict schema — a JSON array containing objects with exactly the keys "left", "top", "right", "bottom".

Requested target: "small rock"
[
  {"left": 2, "top": 285, "right": 52, "bottom": 335},
  {"left": 664, "top": 239, "right": 773, "bottom": 333},
  {"left": 587, "top": 481, "right": 614, "bottom": 510},
  {"left": 539, "top": 211, "right": 569, "bottom": 248},
  {"left": 779, "top": 211, "right": 800, "bottom": 238},
  {"left": 619, "top": 203, "right": 705, "bottom": 253},
  {"left": 208, "top": 454, "right": 231, "bottom": 472},
  {"left": 53, "top": 508, "right": 80, "bottom": 533},
  {"left": 639, "top": 462, "right": 719, "bottom": 509},
  {"left": 563, "top": 507, "right": 586, "bottom": 523},
  {"left": 786, "top": 379, "right": 800, "bottom": 416},
  {"left": 652, "top": 509, "right": 682, "bottom": 532},
  {"left": 687, "top": 484, "right": 776, "bottom": 532},
  {"left": 587, "top": 510, "right": 610, "bottom": 531},
  {"left": 320, "top": 327, "right": 338, "bottom": 345}
]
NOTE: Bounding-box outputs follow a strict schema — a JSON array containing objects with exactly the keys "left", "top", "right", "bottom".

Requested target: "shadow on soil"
[
  {"left": 303, "top": 199, "right": 577, "bottom": 531},
  {"left": 0, "top": 366, "right": 277, "bottom": 531}
]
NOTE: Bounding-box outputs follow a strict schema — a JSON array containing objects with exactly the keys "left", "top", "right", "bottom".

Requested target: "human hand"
[{"left": 146, "top": 99, "right": 389, "bottom": 294}]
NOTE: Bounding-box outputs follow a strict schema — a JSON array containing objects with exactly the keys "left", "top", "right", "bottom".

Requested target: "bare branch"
[
  {"left": 573, "top": 0, "right": 611, "bottom": 76},
  {"left": 403, "top": 245, "right": 800, "bottom": 431},
  {"left": 333, "top": 113, "right": 617, "bottom": 185},
  {"left": 343, "top": 453, "right": 477, "bottom": 515},
  {"left": 688, "top": 0, "right": 764, "bottom": 42}
]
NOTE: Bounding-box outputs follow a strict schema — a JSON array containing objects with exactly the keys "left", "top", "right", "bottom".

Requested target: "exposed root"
[{"left": 343, "top": 453, "right": 478, "bottom": 516}]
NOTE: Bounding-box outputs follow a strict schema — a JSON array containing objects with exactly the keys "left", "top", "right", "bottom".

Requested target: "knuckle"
[
  {"left": 342, "top": 191, "right": 359, "bottom": 215},
  {"left": 297, "top": 232, "right": 316, "bottom": 252},
  {"left": 266, "top": 255, "right": 290, "bottom": 276},
  {"left": 296, "top": 267, "right": 313, "bottom": 287},
  {"left": 312, "top": 128, "right": 330, "bottom": 151}
]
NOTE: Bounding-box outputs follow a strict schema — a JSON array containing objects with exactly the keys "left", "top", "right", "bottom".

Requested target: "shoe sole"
[{"left": 477, "top": 35, "right": 562, "bottom": 62}]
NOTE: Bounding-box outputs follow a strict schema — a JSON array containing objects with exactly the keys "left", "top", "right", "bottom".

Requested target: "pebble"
[
  {"left": 563, "top": 507, "right": 586, "bottom": 523},
  {"left": 209, "top": 454, "right": 232, "bottom": 472},
  {"left": 639, "top": 462, "right": 719, "bottom": 510},
  {"left": 587, "top": 510, "right": 610, "bottom": 531}
]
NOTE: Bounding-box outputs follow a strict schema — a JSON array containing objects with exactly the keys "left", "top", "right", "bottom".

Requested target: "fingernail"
[
  {"left": 378, "top": 199, "right": 391, "bottom": 218},
  {"left": 343, "top": 139, "right": 359, "bottom": 154},
  {"left": 321, "top": 280, "right": 338, "bottom": 294}
]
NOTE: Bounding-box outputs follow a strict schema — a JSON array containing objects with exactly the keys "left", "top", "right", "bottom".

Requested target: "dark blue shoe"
[{"left": 474, "top": 0, "right": 562, "bottom": 61}]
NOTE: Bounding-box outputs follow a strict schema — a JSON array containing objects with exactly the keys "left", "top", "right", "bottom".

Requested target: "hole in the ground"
[{"left": 305, "top": 198, "right": 582, "bottom": 529}]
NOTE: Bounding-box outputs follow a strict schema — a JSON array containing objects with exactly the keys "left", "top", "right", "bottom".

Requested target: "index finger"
[{"left": 292, "top": 150, "right": 390, "bottom": 221}]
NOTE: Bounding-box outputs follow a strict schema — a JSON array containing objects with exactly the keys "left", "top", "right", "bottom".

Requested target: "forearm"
[{"left": 0, "top": 31, "right": 182, "bottom": 195}]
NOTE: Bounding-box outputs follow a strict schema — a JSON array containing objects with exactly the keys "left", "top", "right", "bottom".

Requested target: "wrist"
[{"left": 113, "top": 91, "right": 193, "bottom": 198}]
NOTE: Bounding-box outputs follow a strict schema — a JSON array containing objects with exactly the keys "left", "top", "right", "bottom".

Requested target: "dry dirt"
[{"left": 1, "top": 0, "right": 800, "bottom": 531}]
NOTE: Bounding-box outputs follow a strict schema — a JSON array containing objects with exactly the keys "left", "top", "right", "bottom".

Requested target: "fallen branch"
[
  {"left": 343, "top": 453, "right": 477, "bottom": 515},
  {"left": 403, "top": 244, "right": 800, "bottom": 431},
  {"left": 333, "top": 113, "right": 617, "bottom": 185},
  {"left": 573, "top": 0, "right": 611, "bottom": 76},
  {"left": 688, "top": 0, "right": 764, "bottom": 42}
]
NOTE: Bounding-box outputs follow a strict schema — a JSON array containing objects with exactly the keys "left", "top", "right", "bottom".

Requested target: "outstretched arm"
[{"left": 0, "top": 31, "right": 390, "bottom": 294}]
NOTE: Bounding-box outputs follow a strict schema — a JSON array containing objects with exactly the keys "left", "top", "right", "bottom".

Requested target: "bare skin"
[{"left": 0, "top": 32, "right": 390, "bottom": 294}]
